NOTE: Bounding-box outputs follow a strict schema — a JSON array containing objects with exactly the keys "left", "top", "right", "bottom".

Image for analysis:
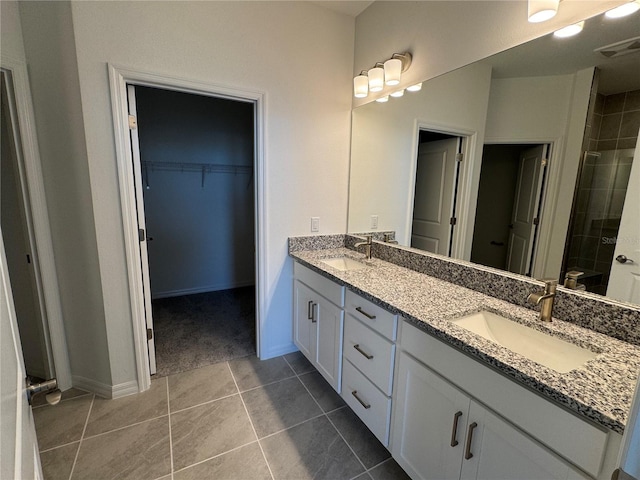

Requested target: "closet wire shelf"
[{"left": 142, "top": 160, "right": 253, "bottom": 188}]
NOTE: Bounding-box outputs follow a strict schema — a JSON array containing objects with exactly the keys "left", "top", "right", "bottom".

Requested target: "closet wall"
[{"left": 135, "top": 86, "right": 255, "bottom": 298}]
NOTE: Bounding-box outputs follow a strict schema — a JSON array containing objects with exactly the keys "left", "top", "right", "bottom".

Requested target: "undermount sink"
[
  {"left": 321, "top": 256, "right": 368, "bottom": 271},
  {"left": 450, "top": 310, "right": 597, "bottom": 373}
]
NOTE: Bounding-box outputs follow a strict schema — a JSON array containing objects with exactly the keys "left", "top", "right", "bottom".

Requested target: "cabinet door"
[
  {"left": 315, "top": 296, "right": 344, "bottom": 392},
  {"left": 392, "top": 352, "right": 470, "bottom": 480},
  {"left": 293, "top": 280, "right": 315, "bottom": 361},
  {"left": 460, "top": 402, "right": 588, "bottom": 480}
]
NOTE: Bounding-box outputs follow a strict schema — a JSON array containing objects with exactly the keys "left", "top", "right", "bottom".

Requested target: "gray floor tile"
[
  {"left": 174, "top": 442, "right": 271, "bottom": 480},
  {"left": 168, "top": 362, "right": 237, "bottom": 412},
  {"left": 284, "top": 351, "right": 315, "bottom": 374},
  {"left": 299, "top": 371, "right": 345, "bottom": 412},
  {"left": 72, "top": 417, "right": 171, "bottom": 480},
  {"left": 352, "top": 473, "right": 373, "bottom": 480},
  {"left": 368, "top": 458, "right": 411, "bottom": 480},
  {"left": 328, "top": 407, "right": 390, "bottom": 469},
  {"left": 261, "top": 415, "right": 365, "bottom": 480},
  {"left": 84, "top": 377, "right": 168, "bottom": 437},
  {"left": 171, "top": 394, "right": 256, "bottom": 471},
  {"left": 34, "top": 395, "right": 93, "bottom": 451},
  {"left": 242, "top": 377, "right": 322, "bottom": 438},
  {"left": 229, "top": 355, "right": 295, "bottom": 391},
  {"left": 32, "top": 388, "right": 90, "bottom": 408},
  {"left": 40, "top": 442, "right": 79, "bottom": 480}
]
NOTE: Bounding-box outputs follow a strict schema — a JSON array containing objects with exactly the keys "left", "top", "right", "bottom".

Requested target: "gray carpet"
[{"left": 152, "top": 286, "right": 256, "bottom": 377}]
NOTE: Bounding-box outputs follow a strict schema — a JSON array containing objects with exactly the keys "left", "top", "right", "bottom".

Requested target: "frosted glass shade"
[
  {"left": 368, "top": 66, "right": 384, "bottom": 92},
  {"left": 390, "top": 89, "right": 404, "bottom": 97},
  {"left": 553, "top": 21, "right": 584, "bottom": 38},
  {"left": 407, "top": 83, "right": 422, "bottom": 92},
  {"left": 384, "top": 58, "right": 402, "bottom": 86},
  {"left": 354, "top": 74, "right": 369, "bottom": 98},
  {"left": 375, "top": 95, "right": 389, "bottom": 103},
  {"left": 528, "top": 0, "right": 559, "bottom": 22},
  {"left": 605, "top": 1, "right": 640, "bottom": 18}
]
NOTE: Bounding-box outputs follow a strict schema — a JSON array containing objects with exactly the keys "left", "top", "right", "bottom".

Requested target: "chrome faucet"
[
  {"left": 354, "top": 235, "right": 373, "bottom": 260},
  {"left": 527, "top": 279, "right": 557, "bottom": 322}
]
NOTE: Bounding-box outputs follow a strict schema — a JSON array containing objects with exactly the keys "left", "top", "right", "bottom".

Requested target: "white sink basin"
[
  {"left": 450, "top": 310, "right": 597, "bottom": 373},
  {"left": 321, "top": 257, "right": 368, "bottom": 271}
]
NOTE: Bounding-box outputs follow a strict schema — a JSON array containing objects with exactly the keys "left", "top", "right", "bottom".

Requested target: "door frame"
[
  {"left": 408, "top": 120, "right": 478, "bottom": 260},
  {"left": 1, "top": 55, "right": 71, "bottom": 390},
  {"left": 108, "top": 65, "right": 266, "bottom": 392},
  {"left": 483, "top": 137, "right": 559, "bottom": 279}
]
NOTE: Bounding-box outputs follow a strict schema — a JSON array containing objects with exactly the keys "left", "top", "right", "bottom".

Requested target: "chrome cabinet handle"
[
  {"left": 355, "top": 306, "right": 376, "bottom": 320},
  {"left": 351, "top": 390, "right": 371, "bottom": 409},
  {"left": 311, "top": 303, "right": 317, "bottom": 323},
  {"left": 464, "top": 422, "right": 478, "bottom": 460},
  {"left": 616, "top": 255, "right": 635, "bottom": 264},
  {"left": 450, "top": 411, "right": 463, "bottom": 447},
  {"left": 307, "top": 300, "right": 314, "bottom": 320},
  {"left": 353, "top": 344, "right": 374, "bottom": 360}
]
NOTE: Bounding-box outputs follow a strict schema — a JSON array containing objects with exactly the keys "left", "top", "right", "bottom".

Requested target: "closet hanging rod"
[{"left": 141, "top": 160, "right": 252, "bottom": 175}]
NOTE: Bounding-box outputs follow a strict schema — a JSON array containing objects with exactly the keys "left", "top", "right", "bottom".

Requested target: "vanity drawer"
[
  {"left": 345, "top": 290, "right": 397, "bottom": 340},
  {"left": 342, "top": 359, "right": 392, "bottom": 446},
  {"left": 294, "top": 262, "right": 344, "bottom": 307},
  {"left": 344, "top": 316, "right": 395, "bottom": 395}
]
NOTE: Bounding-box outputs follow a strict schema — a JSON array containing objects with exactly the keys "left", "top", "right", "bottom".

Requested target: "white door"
[
  {"left": 411, "top": 138, "right": 460, "bottom": 256},
  {"left": 392, "top": 351, "right": 470, "bottom": 480},
  {"left": 1, "top": 226, "right": 43, "bottom": 480},
  {"left": 293, "top": 280, "right": 314, "bottom": 361},
  {"left": 506, "top": 145, "right": 547, "bottom": 276},
  {"left": 127, "top": 85, "right": 156, "bottom": 375},
  {"left": 607, "top": 139, "right": 640, "bottom": 304}
]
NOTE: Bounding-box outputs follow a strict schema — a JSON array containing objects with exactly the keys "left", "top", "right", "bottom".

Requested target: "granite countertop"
[{"left": 290, "top": 247, "right": 640, "bottom": 435}]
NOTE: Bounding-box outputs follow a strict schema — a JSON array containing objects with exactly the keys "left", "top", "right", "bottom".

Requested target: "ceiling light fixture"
[
  {"left": 376, "top": 95, "right": 389, "bottom": 103},
  {"left": 553, "top": 21, "right": 585, "bottom": 38},
  {"left": 390, "top": 90, "right": 405, "bottom": 98},
  {"left": 353, "top": 52, "right": 412, "bottom": 98},
  {"left": 528, "top": 0, "right": 559, "bottom": 23},
  {"left": 406, "top": 83, "right": 423, "bottom": 92},
  {"left": 605, "top": 0, "right": 640, "bottom": 18}
]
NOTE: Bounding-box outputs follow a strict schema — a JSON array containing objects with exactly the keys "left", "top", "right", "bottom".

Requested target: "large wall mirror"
[{"left": 348, "top": 10, "right": 640, "bottom": 306}]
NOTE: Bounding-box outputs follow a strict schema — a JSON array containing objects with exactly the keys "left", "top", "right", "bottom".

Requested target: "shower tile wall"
[{"left": 567, "top": 88, "right": 639, "bottom": 295}]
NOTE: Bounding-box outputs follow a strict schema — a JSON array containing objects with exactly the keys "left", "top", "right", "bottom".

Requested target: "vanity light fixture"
[
  {"left": 368, "top": 64, "right": 385, "bottom": 92},
  {"left": 406, "top": 83, "right": 423, "bottom": 92},
  {"left": 553, "top": 21, "right": 585, "bottom": 38},
  {"left": 376, "top": 95, "right": 389, "bottom": 103},
  {"left": 353, "top": 52, "right": 412, "bottom": 98},
  {"left": 528, "top": 0, "right": 559, "bottom": 23},
  {"left": 605, "top": 0, "right": 640, "bottom": 18},
  {"left": 354, "top": 71, "right": 369, "bottom": 98},
  {"left": 390, "top": 89, "right": 405, "bottom": 97}
]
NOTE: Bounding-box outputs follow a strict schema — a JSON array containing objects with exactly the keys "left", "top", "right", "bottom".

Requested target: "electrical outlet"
[
  {"left": 371, "top": 215, "right": 379, "bottom": 230},
  {"left": 311, "top": 217, "right": 320, "bottom": 232}
]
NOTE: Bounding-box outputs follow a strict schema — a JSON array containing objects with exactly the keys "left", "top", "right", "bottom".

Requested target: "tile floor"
[{"left": 34, "top": 352, "right": 411, "bottom": 480}]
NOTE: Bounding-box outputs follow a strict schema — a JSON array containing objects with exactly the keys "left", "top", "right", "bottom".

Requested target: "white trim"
[
  {"left": 108, "top": 64, "right": 266, "bottom": 392},
  {"left": 1, "top": 55, "right": 72, "bottom": 390},
  {"left": 408, "top": 120, "right": 479, "bottom": 260},
  {"left": 152, "top": 281, "right": 255, "bottom": 300},
  {"left": 71, "top": 375, "right": 138, "bottom": 399},
  {"left": 482, "top": 136, "right": 563, "bottom": 280}
]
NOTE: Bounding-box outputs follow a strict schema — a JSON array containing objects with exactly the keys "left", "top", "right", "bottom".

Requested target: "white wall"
[
  {"left": 1, "top": 0, "right": 25, "bottom": 60},
  {"left": 353, "top": 0, "right": 625, "bottom": 107},
  {"left": 349, "top": 61, "right": 492, "bottom": 246},
  {"left": 134, "top": 87, "right": 255, "bottom": 298}
]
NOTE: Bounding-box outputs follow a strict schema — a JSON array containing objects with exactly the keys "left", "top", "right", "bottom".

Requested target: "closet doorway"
[{"left": 129, "top": 85, "right": 257, "bottom": 377}]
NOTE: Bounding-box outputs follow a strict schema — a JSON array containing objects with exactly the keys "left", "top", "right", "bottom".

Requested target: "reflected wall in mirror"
[{"left": 348, "top": 9, "right": 640, "bottom": 306}]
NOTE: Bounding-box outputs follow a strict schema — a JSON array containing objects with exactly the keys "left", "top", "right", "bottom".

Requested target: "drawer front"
[
  {"left": 342, "top": 359, "right": 392, "bottom": 446},
  {"left": 345, "top": 290, "right": 397, "bottom": 340},
  {"left": 344, "top": 316, "right": 395, "bottom": 395},
  {"left": 294, "top": 262, "right": 344, "bottom": 307}
]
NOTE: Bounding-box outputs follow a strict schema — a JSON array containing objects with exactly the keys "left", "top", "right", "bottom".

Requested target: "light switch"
[
  {"left": 311, "top": 217, "right": 320, "bottom": 232},
  {"left": 371, "top": 215, "right": 379, "bottom": 229}
]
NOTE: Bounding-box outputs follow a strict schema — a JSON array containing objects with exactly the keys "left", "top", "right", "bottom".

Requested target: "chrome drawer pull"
[
  {"left": 353, "top": 344, "right": 374, "bottom": 360},
  {"left": 464, "top": 422, "right": 478, "bottom": 460},
  {"left": 355, "top": 306, "right": 377, "bottom": 320},
  {"left": 351, "top": 390, "right": 371, "bottom": 409},
  {"left": 450, "top": 411, "right": 463, "bottom": 447}
]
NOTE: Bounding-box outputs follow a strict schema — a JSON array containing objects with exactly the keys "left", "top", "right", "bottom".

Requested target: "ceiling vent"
[{"left": 595, "top": 36, "right": 640, "bottom": 58}]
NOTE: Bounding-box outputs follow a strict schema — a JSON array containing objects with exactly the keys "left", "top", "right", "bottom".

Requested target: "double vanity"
[{"left": 289, "top": 235, "right": 640, "bottom": 480}]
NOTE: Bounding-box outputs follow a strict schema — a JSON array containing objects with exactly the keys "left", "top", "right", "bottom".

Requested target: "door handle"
[
  {"left": 311, "top": 303, "right": 318, "bottom": 323},
  {"left": 308, "top": 300, "right": 314, "bottom": 320},
  {"left": 616, "top": 255, "right": 635, "bottom": 264},
  {"left": 355, "top": 306, "right": 376, "bottom": 320},
  {"left": 450, "top": 411, "right": 463, "bottom": 447},
  {"left": 353, "top": 344, "right": 374, "bottom": 360},
  {"left": 464, "top": 422, "right": 478, "bottom": 460},
  {"left": 26, "top": 378, "right": 61, "bottom": 406}
]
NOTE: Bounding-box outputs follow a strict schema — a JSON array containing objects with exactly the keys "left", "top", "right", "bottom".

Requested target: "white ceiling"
[{"left": 310, "top": 1, "right": 374, "bottom": 17}]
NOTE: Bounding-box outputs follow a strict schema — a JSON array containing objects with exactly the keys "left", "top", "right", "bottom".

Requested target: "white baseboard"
[
  {"left": 72, "top": 375, "right": 139, "bottom": 399},
  {"left": 152, "top": 280, "right": 255, "bottom": 299}
]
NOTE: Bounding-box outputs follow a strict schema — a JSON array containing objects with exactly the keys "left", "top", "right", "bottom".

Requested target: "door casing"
[{"left": 108, "top": 64, "right": 266, "bottom": 393}]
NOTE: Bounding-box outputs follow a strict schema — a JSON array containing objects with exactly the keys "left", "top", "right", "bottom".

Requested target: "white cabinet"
[
  {"left": 293, "top": 263, "right": 344, "bottom": 392},
  {"left": 393, "top": 351, "right": 588, "bottom": 480}
]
